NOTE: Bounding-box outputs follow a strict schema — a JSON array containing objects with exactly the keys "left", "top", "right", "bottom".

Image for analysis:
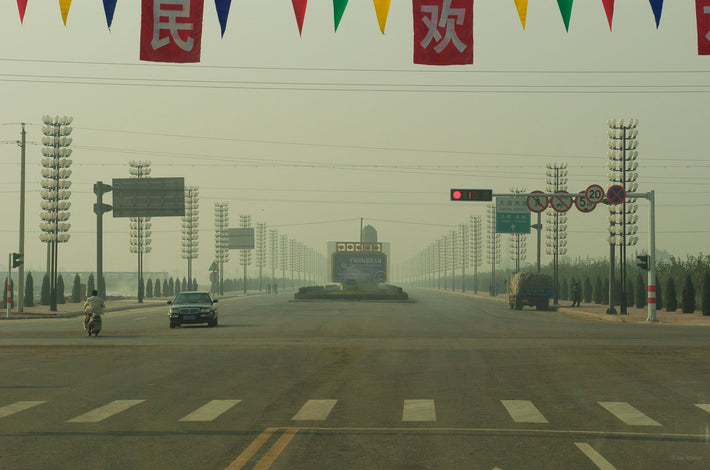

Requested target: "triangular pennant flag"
[
  {"left": 513, "top": 0, "right": 528, "bottom": 30},
  {"left": 17, "top": 0, "right": 28, "bottom": 23},
  {"left": 102, "top": 0, "right": 117, "bottom": 29},
  {"left": 602, "top": 0, "right": 614, "bottom": 30},
  {"left": 334, "top": 0, "right": 349, "bottom": 32},
  {"left": 59, "top": 0, "right": 71, "bottom": 25},
  {"left": 373, "top": 0, "right": 391, "bottom": 34},
  {"left": 215, "top": 0, "right": 232, "bottom": 37},
  {"left": 557, "top": 0, "right": 573, "bottom": 32},
  {"left": 649, "top": 0, "right": 663, "bottom": 28},
  {"left": 292, "top": 0, "right": 307, "bottom": 35}
]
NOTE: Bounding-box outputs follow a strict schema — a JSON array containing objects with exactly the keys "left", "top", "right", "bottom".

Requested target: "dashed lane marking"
[
  {"left": 0, "top": 401, "right": 47, "bottom": 419},
  {"left": 292, "top": 399, "right": 337, "bottom": 421},
  {"left": 402, "top": 399, "right": 437, "bottom": 422},
  {"left": 501, "top": 400, "right": 549, "bottom": 424},
  {"left": 66, "top": 400, "right": 146, "bottom": 423},
  {"left": 575, "top": 442, "right": 617, "bottom": 470},
  {"left": 179, "top": 400, "right": 241, "bottom": 422},
  {"left": 598, "top": 402, "right": 661, "bottom": 426}
]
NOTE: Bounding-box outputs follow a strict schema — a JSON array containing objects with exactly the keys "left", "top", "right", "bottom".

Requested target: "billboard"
[
  {"left": 112, "top": 177, "right": 185, "bottom": 218},
  {"left": 332, "top": 252, "right": 387, "bottom": 283},
  {"left": 227, "top": 228, "right": 255, "bottom": 249}
]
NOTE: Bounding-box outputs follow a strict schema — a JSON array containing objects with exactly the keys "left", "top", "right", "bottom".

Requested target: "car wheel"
[{"left": 170, "top": 322, "right": 176, "bottom": 329}]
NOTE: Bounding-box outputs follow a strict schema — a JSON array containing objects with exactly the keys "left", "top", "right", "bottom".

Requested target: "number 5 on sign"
[{"left": 575, "top": 191, "right": 596, "bottom": 213}]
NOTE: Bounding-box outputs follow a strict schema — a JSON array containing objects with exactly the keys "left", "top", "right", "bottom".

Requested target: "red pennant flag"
[
  {"left": 602, "top": 0, "right": 614, "bottom": 30},
  {"left": 292, "top": 0, "right": 307, "bottom": 35},
  {"left": 140, "top": 0, "right": 204, "bottom": 63},
  {"left": 413, "top": 0, "right": 473, "bottom": 66},
  {"left": 17, "top": 0, "right": 28, "bottom": 23},
  {"left": 697, "top": 0, "right": 710, "bottom": 55}
]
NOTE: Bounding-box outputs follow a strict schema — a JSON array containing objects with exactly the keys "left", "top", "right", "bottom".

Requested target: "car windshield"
[{"left": 173, "top": 293, "right": 211, "bottom": 304}]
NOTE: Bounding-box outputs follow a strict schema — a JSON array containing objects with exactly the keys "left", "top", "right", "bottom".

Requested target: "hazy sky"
[{"left": 1, "top": 1, "right": 708, "bottom": 283}]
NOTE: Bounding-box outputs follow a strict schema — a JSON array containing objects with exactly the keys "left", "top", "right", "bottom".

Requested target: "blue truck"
[{"left": 509, "top": 272, "right": 553, "bottom": 310}]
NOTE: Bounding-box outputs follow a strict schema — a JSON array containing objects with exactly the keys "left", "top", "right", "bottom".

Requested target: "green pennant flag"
[
  {"left": 334, "top": 0, "right": 349, "bottom": 31},
  {"left": 557, "top": 0, "right": 573, "bottom": 31}
]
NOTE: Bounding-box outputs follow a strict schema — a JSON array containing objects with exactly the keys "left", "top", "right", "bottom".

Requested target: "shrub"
[
  {"left": 593, "top": 276, "right": 603, "bottom": 304},
  {"left": 24, "top": 272, "right": 34, "bottom": 307},
  {"left": 72, "top": 274, "right": 81, "bottom": 303},
  {"left": 681, "top": 274, "right": 696, "bottom": 313},
  {"left": 635, "top": 274, "right": 646, "bottom": 309},
  {"left": 145, "top": 279, "right": 153, "bottom": 298},
  {"left": 655, "top": 280, "right": 663, "bottom": 312},
  {"left": 665, "top": 278, "right": 677, "bottom": 312},
  {"left": 702, "top": 272, "right": 710, "bottom": 316},
  {"left": 57, "top": 275, "right": 65, "bottom": 304},
  {"left": 583, "top": 277, "right": 593, "bottom": 303},
  {"left": 40, "top": 274, "right": 50, "bottom": 305},
  {"left": 154, "top": 279, "right": 162, "bottom": 297},
  {"left": 87, "top": 274, "right": 95, "bottom": 296}
]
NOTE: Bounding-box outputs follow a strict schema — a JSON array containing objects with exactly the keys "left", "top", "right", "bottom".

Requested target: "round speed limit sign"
[
  {"left": 575, "top": 191, "right": 597, "bottom": 213},
  {"left": 585, "top": 184, "right": 605, "bottom": 204}
]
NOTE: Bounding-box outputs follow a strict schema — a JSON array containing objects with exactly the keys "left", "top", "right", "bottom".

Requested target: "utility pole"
[{"left": 17, "top": 124, "right": 26, "bottom": 312}]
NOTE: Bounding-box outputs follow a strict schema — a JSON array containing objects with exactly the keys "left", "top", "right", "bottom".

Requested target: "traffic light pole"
[
  {"left": 6, "top": 254, "right": 10, "bottom": 318},
  {"left": 647, "top": 190, "right": 657, "bottom": 322},
  {"left": 94, "top": 182, "right": 113, "bottom": 299}
]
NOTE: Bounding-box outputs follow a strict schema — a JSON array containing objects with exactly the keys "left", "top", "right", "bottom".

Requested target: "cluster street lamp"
[
  {"left": 255, "top": 222, "right": 267, "bottom": 291},
  {"left": 279, "top": 234, "right": 288, "bottom": 290},
  {"left": 509, "top": 187, "right": 527, "bottom": 274},
  {"left": 129, "top": 160, "right": 152, "bottom": 303},
  {"left": 40, "top": 115, "right": 73, "bottom": 311},
  {"left": 545, "top": 162, "right": 568, "bottom": 305},
  {"left": 269, "top": 229, "right": 279, "bottom": 290},
  {"left": 239, "top": 215, "right": 252, "bottom": 293},
  {"left": 487, "top": 204, "right": 501, "bottom": 296},
  {"left": 608, "top": 119, "right": 640, "bottom": 315},
  {"left": 181, "top": 186, "right": 199, "bottom": 289},
  {"left": 470, "top": 215, "right": 483, "bottom": 293},
  {"left": 214, "top": 202, "right": 229, "bottom": 295}
]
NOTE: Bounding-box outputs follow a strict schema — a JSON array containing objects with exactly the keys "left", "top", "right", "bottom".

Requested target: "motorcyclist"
[{"left": 83, "top": 290, "right": 105, "bottom": 330}]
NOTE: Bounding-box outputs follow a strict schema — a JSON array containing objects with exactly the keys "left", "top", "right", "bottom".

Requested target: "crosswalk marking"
[
  {"left": 575, "top": 442, "right": 617, "bottom": 470},
  {"left": 501, "top": 400, "right": 549, "bottom": 424},
  {"left": 696, "top": 404, "right": 710, "bottom": 414},
  {"left": 179, "top": 400, "right": 241, "bottom": 422},
  {"left": 292, "top": 400, "right": 337, "bottom": 421},
  {"left": 402, "top": 399, "right": 436, "bottom": 422},
  {"left": 598, "top": 402, "right": 661, "bottom": 426},
  {"left": 0, "top": 401, "right": 47, "bottom": 419},
  {"left": 67, "top": 400, "right": 146, "bottom": 423}
]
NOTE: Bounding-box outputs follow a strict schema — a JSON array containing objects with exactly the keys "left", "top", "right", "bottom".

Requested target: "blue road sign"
[{"left": 607, "top": 185, "right": 626, "bottom": 205}]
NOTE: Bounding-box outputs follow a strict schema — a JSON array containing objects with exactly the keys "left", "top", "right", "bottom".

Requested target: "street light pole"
[{"left": 17, "top": 123, "right": 26, "bottom": 313}]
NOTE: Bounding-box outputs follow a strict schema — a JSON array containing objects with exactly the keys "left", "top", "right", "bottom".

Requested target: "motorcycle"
[{"left": 84, "top": 313, "right": 102, "bottom": 336}]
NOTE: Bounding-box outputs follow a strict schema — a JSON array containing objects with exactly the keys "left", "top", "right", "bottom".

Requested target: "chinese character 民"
[{"left": 152, "top": 0, "right": 194, "bottom": 52}]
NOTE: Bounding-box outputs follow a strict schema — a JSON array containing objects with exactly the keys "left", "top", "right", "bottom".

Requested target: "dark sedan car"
[{"left": 167, "top": 291, "right": 218, "bottom": 328}]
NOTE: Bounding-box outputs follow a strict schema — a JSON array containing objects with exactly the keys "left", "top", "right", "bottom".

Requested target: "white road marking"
[
  {"left": 67, "top": 400, "right": 145, "bottom": 423},
  {"left": 0, "top": 401, "right": 47, "bottom": 419},
  {"left": 292, "top": 400, "right": 337, "bottom": 421},
  {"left": 402, "top": 399, "right": 436, "bottom": 422},
  {"left": 179, "top": 400, "right": 241, "bottom": 422},
  {"left": 501, "top": 400, "right": 549, "bottom": 424},
  {"left": 696, "top": 404, "right": 710, "bottom": 414},
  {"left": 575, "top": 442, "right": 617, "bottom": 470},
  {"left": 598, "top": 402, "right": 661, "bottom": 426},
  {"left": 133, "top": 317, "right": 147, "bottom": 321}
]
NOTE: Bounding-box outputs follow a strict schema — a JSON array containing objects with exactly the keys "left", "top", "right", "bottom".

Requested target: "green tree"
[
  {"left": 682, "top": 274, "right": 696, "bottom": 313},
  {"left": 182, "top": 277, "right": 187, "bottom": 292},
  {"left": 626, "top": 279, "right": 634, "bottom": 309},
  {"left": 57, "top": 275, "right": 65, "bottom": 304},
  {"left": 145, "top": 278, "right": 153, "bottom": 299},
  {"left": 87, "top": 274, "right": 95, "bottom": 296},
  {"left": 655, "top": 279, "right": 663, "bottom": 313},
  {"left": 665, "top": 277, "right": 677, "bottom": 312},
  {"left": 635, "top": 274, "right": 646, "bottom": 309},
  {"left": 72, "top": 274, "right": 81, "bottom": 303},
  {"left": 602, "top": 278, "right": 609, "bottom": 305},
  {"left": 192, "top": 278, "right": 198, "bottom": 291},
  {"left": 702, "top": 271, "right": 710, "bottom": 316},
  {"left": 560, "top": 279, "right": 569, "bottom": 301},
  {"left": 99, "top": 275, "right": 107, "bottom": 298},
  {"left": 40, "top": 274, "right": 50, "bottom": 305},
  {"left": 593, "top": 276, "right": 603, "bottom": 304},
  {"left": 154, "top": 279, "right": 162, "bottom": 297},
  {"left": 583, "top": 277, "right": 593, "bottom": 303},
  {"left": 24, "top": 272, "right": 34, "bottom": 307},
  {"left": 174, "top": 277, "right": 181, "bottom": 295},
  {"left": 168, "top": 278, "right": 174, "bottom": 297},
  {"left": 163, "top": 279, "right": 170, "bottom": 297}
]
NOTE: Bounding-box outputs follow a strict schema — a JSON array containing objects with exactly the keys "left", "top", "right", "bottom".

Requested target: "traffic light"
[
  {"left": 636, "top": 255, "right": 650, "bottom": 271},
  {"left": 11, "top": 253, "right": 23, "bottom": 268},
  {"left": 450, "top": 189, "right": 493, "bottom": 201}
]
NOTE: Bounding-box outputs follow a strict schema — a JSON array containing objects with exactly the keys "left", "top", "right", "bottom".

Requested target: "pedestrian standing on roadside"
[{"left": 571, "top": 282, "right": 581, "bottom": 307}]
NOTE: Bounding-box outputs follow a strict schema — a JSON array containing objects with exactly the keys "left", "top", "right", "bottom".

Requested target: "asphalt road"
[{"left": 1, "top": 289, "right": 708, "bottom": 470}]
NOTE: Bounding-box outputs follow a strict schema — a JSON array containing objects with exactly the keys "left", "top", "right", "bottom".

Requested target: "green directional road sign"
[{"left": 496, "top": 196, "right": 531, "bottom": 234}]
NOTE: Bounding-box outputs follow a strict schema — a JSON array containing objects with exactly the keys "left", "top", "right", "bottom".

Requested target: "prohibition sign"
[
  {"left": 607, "top": 185, "right": 626, "bottom": 205},
  {"left": 575, "top": 190, "right": 597, "bottom": 213},
  {"left": 526, "top": 190, "right": 548, "bottom": 213},
  {"left": 551, "top": 191, "right": 573, "bottom": 213},
  {"left": 585, "top": 184, "right": 605, "bottom": 204}
]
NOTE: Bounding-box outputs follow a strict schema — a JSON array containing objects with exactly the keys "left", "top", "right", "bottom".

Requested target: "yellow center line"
[
  {"left": 253, "top": 428, "right": 299, "bottom": 470},
  {"left": 225, "top": 428, "right": 276, "bottom": 470}
]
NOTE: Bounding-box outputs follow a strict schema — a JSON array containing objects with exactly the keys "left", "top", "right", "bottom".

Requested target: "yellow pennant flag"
[
  {"left": 59, "top": 0, "right": 72, "bottom": 25},
  {"left": 514, "top": 0, "right": 528, "bottom": 29},
  {"left": 373, "top": 0, "right": 391, "bottom": 34}
]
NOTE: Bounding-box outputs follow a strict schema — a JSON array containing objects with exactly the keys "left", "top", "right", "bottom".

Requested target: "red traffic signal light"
[{"left": 450, "top": 189, "right": 493, "bottom": 201}]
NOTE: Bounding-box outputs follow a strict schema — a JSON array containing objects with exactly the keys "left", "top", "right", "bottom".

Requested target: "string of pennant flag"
[{"left": 13, "top": 1, "right": 710, "bottom": 64}]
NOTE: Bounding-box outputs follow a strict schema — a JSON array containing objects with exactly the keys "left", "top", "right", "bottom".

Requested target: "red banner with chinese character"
[
  {"left": 140, "top": 0, "right": 204, "bottom": 63},
  {"left": 697, "top": 0, "right": 710, "bottom": 55},
  {"left": 413, "top": 0, "right": 473, "bottom": 65}
]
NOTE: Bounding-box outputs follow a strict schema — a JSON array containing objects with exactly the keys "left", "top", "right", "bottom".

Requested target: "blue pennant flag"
[
  {"left": 215, "top": 0, "right": 232, "bottom": 37},
  {"left": 103, "top": 0, "right": 117, "bottom": 29},
  {"left": 649, "top": 0, "right": 663, "bottom": 28}
]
